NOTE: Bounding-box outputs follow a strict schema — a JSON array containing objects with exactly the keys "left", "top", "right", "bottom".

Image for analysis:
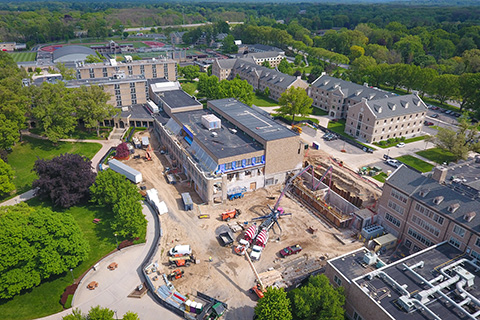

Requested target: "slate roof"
[
  {"left": 365, "top": 93, "right": 427, "bottom": 119},
  {"left": 233, "top": 58, "right": 299, "bottom": 89},
  {"left": 247, "top": 44, "right": 283, "bottom": 53},
  {"left": 215, "top": 58, "right": 237, "bottom": 69},
  {"left": 243, "top": 51, "right": 283, "bottom": 59},
  {"left": 387, "top": 163, "right": 480, "bottom": 233},
  {"left": 311, "top": 74, "right": 393, "bottom": 102},
  {"left": 209, "top": 98, "right": 297, "bottom": 141}
]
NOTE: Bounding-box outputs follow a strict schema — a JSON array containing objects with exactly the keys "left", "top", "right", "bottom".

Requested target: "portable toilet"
[
  {"left": 195, "top": 302, "right": 203, "bottom": 314},
  {"left": 185, "top": 300, "right": 192, "bottom": 313}
]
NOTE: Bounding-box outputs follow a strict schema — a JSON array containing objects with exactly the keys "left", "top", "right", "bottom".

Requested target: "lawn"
[
  {"left": 372, "top": 172, "right": 388, "bottom": 183},
  {"left": 416, "top": 147, "right": 458, "bottom": 164},
  {"left": 277, "top": 114, "right": 319, "bottom": 124},
  {"left": 327, "top": 119, "right": 376, "bottom": 150},
  {"left": 9, "top": 52, "right": 37, "bottom": 62},
  {"left": 180, "top": 81, "right": 198, "bottom": 96},
  {"left": 31, "top": 127, "right": 112, "bottom": 140},
  {"left": 252, "top": 94, "right": 279, "bottom": 107},
  {"left": 375, "top": 135, "right": 427, "bottom": 149},
  {"left": 6, "top": 136, "right": 102, "bottom": 198},
  {"left": 133, "top": 41, "right": 149, "bottom": 48},
  {"left": 0, "top": 199, "right": 119, "bottom": 320},
  {"left": 396, "top": 155, "right": 434, "bottom": 173},
  {"left": 311, "top": 107, "right": 328, "bottom": 116}
]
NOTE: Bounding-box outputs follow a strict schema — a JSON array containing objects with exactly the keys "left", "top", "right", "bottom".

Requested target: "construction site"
[{"left": 110, "top": 128, "right": 381, "bottom": 319}]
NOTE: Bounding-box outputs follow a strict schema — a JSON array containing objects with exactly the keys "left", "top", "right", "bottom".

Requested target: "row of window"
[
  {"left": 391, "top": 189, "right": 408, "bottom": 204},
  {"left": 407, "top": 227, "right": 433, "bottom": 247},
  {"left": 388, "top": 200, "right": 405, "bottom": 215},
  {"left": 371, "top": 128, "right": 422, "bottom": 141},
  {"left": 385, "top": 212, "right": 401, "bottom": 228},
  {"left": 219, "top": 156, "right": 264, "bottom": 173},
  {"left": 412, "top": 215, "right": 441, "bottom": 237},
  {"left": 414, "top": 203, "right": 445, "bottom": 225}
]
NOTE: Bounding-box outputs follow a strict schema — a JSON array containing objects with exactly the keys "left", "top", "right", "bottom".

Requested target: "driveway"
[{"left": 36, "top": 204, "right": 182, "bottom": 320}]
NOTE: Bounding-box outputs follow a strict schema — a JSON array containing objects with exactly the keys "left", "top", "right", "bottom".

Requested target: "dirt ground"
[{"left": 122, "top": 130, "right": 363, "bottom": 319}]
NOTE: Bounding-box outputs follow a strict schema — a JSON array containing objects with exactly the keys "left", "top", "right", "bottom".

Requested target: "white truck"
[
  {"left": 108, "top": 159, "right": 143, "bottom": 184},
  {"left": 169, "top": 245, "right": 192, "bottom": 256},
  {"left": 250, "top": 245, "right": 263, "bottom": 261}
]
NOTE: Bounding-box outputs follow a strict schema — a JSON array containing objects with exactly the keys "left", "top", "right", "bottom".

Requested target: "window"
[
  {"left": 353, "top": 312, "right": 363, "bottom": 320},
  {"left": 453, "top": 225, "right": 466, "bottom": 238},
  {"left": 391, "top": 189, "right": 408, "bottom": 204},
  {"left": 408, "top": 228, "right": 433, "bottom": 246},
  {"left": 334, "top": 275, "right": 342, "bottom": 286},
  {"left": 255, "top": 156, "right": 263, "bottom": 164},
  {"left": 472, "top": 250, "right": 480, "bottom": 260},
  {"left": 245, "top": 158, "right": 252, "bottom": 166},
  {"left": 388, "top": 200, "right": 405, "bottom": 215},
  {"left": 412, "top": 215, "right": 440, "bottom": 237},
  {"left": 449, "top": 236, "right": 461, "bottom": 248},
  {"left": 235, "top": 160, "right": 242, "bottom": 168},
  {"left": 385, "top": 212, "right": 401, "bottom": 227},
  {"left": 475, "top": 237, "right": 480, "bottom": 248},
  {"left": 225, "top": 162, "right": 233, "bottom": 170},
  {"left": 414, "top": 203, "right": 444, "bottom": 225}
]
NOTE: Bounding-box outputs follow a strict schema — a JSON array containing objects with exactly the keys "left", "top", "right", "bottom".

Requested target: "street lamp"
[
  {"left": 70, "top": 269, "right": 74, "bottom": 284},
  {"left": 114, "top": 233, "right": 119, "bottom": 250}
]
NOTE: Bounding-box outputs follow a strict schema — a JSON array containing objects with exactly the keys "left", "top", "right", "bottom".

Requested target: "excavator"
[{"left": 246, "top": 253, "right": 266, "bottom": 299}]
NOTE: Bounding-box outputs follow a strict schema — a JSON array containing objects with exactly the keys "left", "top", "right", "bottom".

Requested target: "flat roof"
[
  {"left": 66, "top": 75, "right": 146, "bottom": 87},
  {"left": 329, "top": 248, "right": 380, "bottom": 281},
  {"left": 173, "top": 109, "right": 264, "bottom": 160},
  {"left": 119, "top": 105, "right": 153, "bottom": 120},
  {"left": 208, "top": 98, "right": 297, "bottom": 142},
  {"left": 160, "top": 89, "right": 202, "bottom": 109},
  {"left": 354, "top": 242, "right": 473, "bottom": 320}
]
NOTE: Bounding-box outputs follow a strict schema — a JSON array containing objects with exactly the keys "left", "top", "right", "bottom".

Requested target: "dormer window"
[
  {"left": 448, "top": 203, "right": 460, "bottom": 213},
  {"left": 419, "top": 189, "right": 429, "bottom": 197},
  {"left": 464, "top": 211, "right": 476, "bottom": 222},
  {"left": 433, "top": 196, "right": 444, "bottom": 205}
]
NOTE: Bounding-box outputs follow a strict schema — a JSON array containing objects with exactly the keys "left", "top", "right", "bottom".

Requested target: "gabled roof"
[
  {"left": 311, "top": 74, "right": 393, "bottom": 102},
  {"left": 215, "top": 58, "right": 237, "bottom": 69},
  {"left": 243, "top": 51, "right": 283, "bottom": 59},
  {"left": 364, "top": 93, "right": 427, "bottom": 119},
  {"left": 233, "top": 58, "right": 301, "bottom": 89}
]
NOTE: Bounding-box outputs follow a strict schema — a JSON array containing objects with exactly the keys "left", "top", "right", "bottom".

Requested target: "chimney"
[{"left": 432, "top": 166, "right": 448, "bottom": 184}]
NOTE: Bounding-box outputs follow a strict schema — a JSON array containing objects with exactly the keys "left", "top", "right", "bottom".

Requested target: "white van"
[{"left": 169, "top": 245, "right": 192, "bottom": 256}]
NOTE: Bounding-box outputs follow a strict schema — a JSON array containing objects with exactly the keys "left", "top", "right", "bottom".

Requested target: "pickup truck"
[{"left": 219, "top": 232, "right": 234, "bottom": 247}]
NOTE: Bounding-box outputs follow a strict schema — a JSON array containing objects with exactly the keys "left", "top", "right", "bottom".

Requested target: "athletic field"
[{"left": 9, "top": 51, "right": 37, "bottom": 62}]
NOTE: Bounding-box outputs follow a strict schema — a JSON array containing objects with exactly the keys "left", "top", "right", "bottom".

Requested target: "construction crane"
[
  {"left": 252, "top": 164, "right": 334, "bottom": 233},
  {"left": 245, "top": 252, "right": 266, "bottom": 299}
]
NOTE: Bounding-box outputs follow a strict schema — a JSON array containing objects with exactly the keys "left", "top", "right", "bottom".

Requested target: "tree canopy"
[
  {"left": 288, "top": 274, "right": 345, "bottom": 320},
  {"left": 180, "top": 65, "right": 200, "bottom": 81},
  {"left": 63, "top": 306, "right": 139, "bottom": 320},
  {"left": 277, "top": 87, "right": 313, "bottom": 123},
  {"left": 197, "top": 74, "right": 254, "bottom": 106},
  {"left": 255, "top": 287, "right": 292, "bottom": 320},
  {"left": 32, "top": 153, "right": 96, "bottom": 208},
  {"left": 0, "top": 203, "right": 89, "bottom": 299},
  {"left": 0, "top": 159, "right": 15, "bottom": 196}
]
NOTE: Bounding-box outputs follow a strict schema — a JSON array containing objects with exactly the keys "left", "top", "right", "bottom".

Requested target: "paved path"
[{"left": 36, "top": 204, "right": 181, "bottom": 320}]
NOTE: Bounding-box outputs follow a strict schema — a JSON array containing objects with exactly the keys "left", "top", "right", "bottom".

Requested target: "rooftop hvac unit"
[
  {"left": 201, "top": 114, "right": 221, "bottom": 131},
  {"left": 363, "top": 251, "right": 378, "bottom": 266}
]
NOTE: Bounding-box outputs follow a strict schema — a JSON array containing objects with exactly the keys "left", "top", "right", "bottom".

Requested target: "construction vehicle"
[
  {"left": 291, "top": 124, "right": 302, "bottom": 134},
  {"left": 246, "top": 253, "right": 266, "bottom": 299},
  {"left": 234, "top": 239, "right": 250, "bottom": 255},
  {"left": 218, "top": 232, "right": 234, "bottom": 247},
  {"left": 168, "top": 254, "right": 195, "bottom": 267},
  {"left": 221, "top": 208, "right": 241, "bottom": 221},
  {"left": 227, "top": 188, "right": 246, "bottom": 200},
  {"left": 167, "top": 269, "right": 184, "bottom": 281}
]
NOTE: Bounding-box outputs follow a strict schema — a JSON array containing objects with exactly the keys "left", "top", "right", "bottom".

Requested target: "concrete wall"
[{"left": 264, "top": 136, "right": 304, "bottom": 176}]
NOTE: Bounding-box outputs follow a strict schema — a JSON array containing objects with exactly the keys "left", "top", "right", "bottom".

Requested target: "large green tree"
[
  {"left": 393, "top": 35, "right": 425, "bottom": 64},
  {"left": 458, "top": 73, "right": 480, "bottom": 112},
  {"left": 73, "top": 85, "right": 117, "bottom": 137},
  {"left": 219, "top": 76, "right": 254, "bottom": 106},
  {"left": 288, "top": 274, "right": 345, "bottom": 320},
  {"left": 63, "top": 307, "right": 139, "bottom": 320},
  {"left": 430, "top": 74, "right": 460, "bottom": 105},
  {"left": 255, "top": 287, "right": 292, "bottom": 320},
  {"left": 0, "top": 203, "right": 89, "bottom": 299},
  {"left": 180, "top": 65, "right": 200, "bottom": 82},
  {"left": 222, "top": 34, "right": 239, "bottom": 54},
  {"left": 112, "top": 197, "right": 147, "bottom": 239},
  {"left": 197, "top": 73, "right": 221, "bottom": 99},
  {"left": 277, "top": 86, "right": 313, "bottom": 123},
  {"left": 0, "top": 159, "right": 15, "bottom": 196},
  {"left": 56, "top": 62, "right": 77, "bottom": 80},
  {"left": 31, "top": 82, "right": 77, "bottom": 143}
]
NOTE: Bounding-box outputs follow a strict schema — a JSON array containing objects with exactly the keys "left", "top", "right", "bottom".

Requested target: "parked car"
[
  {"left": 439, "top": 108, "right": 446, "bottom": 113},
  {"left": 453, "top": 112, "right": 461, "bottom": 117},
  {"left": 431, "top": 114, "right": 439, "bottom": 118},
  {"left": 424, "top": 121, "right": 434, "bottom": 126},
  {"left": 279, "top": 245, "right": 303, "bottom": 258},
  {"left": 445, "top": 110, "right": 453, "bottom": 115},
  {"left": 386, "top": 159, "right": 401, "bottom": 168},
  {"left": 431, "top": 106, "right": 439, "bottom": 110},
  {"left": 396, "top": 142, "right": 405, "bottom": 148}
]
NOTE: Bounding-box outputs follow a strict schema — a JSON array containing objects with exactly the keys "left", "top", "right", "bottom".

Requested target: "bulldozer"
[
  {"left": 221, "top": 209, "right": 241, "bottom": 221},
  {"left": 167, "top": 269, "right": 184, "bottom": 281}
]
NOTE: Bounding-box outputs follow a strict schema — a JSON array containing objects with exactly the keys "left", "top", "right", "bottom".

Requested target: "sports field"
[{"left": 9, "top": 51, "right": 37, "bottom": 62}]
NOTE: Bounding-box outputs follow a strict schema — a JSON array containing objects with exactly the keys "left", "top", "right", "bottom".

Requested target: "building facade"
[
  {"left": 378, "top": 160, "right": 480, "bottom": 257},
  {"left": 309, "top": 74, "right": 394, "bottom": 119},
  {"left": 76, "top": 58, "right": 177, "bottom": 82},
  {"left": 344, "top": 93, "right": 427, "bottom": 143},
  {"left": 153, "top": 98, "right": 304, "bottom": 203}
]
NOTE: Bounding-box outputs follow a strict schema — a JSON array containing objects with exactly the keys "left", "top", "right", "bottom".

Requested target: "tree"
[
  {"left": 414, "top": 67, "right": 438, "bottom": 98},
  {"left": 181, "top": 65, "right": 200, "bottom": 81},
  {"left": 349, "top": 45, "right": 365, "bottom": 61},
  {"left": 31, "top": 82, "right": 77, "bottom": 143},
  {"left": 197, "top": 73, "right": 220, "bottom": 99},
  {"left": 222, "top": 34, "right": 238, "bottom": 54},
  {"left": 288, "top": 274, "right": 345, "bottom": 320},
  {"left": 254, "top": 287, "right": 292, "bottom": 320},
  {"left": 90, "top": 170, "right": 143, "bottom": 207},
  {"left": 33, "top": 153, "right": 96, "bottom": 208},
  {"left": 112, "top": 197, "right": 146, "bottom": 238},
  {"left": 264, "top": 87, "right": 270, "bottom": 97},
  {"left": 0, "top": 203, "right": 89, "bottom": 299},
  {"left": 262, "top": 61, "right": 271, "bottom": 68},
  {"left": 431, "top": 74, "right": 460, "bottom": 105},
  {"left": 393, "top": 35, "right": 425, "bottom": 64},
  {"left": 219, "top": 76, "right": 254, "bottom": 106},
  {"left": 63, "top": 307, "right": 139, "bottom": 320},
  {"left": 458, "top": 73, "right": 480, "bottom": 111},
  {"left": 87, "top": 305, "right": 115, "bottom": 320},
  {"left": 278, "top": 58, "right": 293, "bottom": 75},
  {"left": 0, "top": 113, "right": 20, "bottom": 151},
  {"left": 122, "top": 311, "right": 140, "bottom": 320},
  {"left": 73, "top": 85, "right": 117, "bottom": 137},
  {"left": 0, "top": 159, "right": 15, "bottom": 196},
  {"left": 85, "top": 54, "right": 103, "bottom": 63},
  {"left": 277, "top": 87, "right": 313, "bottom": 123},
  {"left": 56, "top": 62, "right": 76, "bottom": 80},
  {"left": 116, "top": 142, "right": 130, "bottom": 158}
]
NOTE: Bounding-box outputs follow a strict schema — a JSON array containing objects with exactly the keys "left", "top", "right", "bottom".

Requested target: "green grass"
[
  {"left": 277, "top": 115, "right": 319, "bottom": 124},
  {"left": 327, "top": 119, "right": 376, "bottom": 150},
  {"left": 416, "top": 147, "right": 458, "bottom": 164},
  {"left": 372, "top": 172, "right": 388, "bottom": 183},
  {"left": 31, "top": 127, "right": 112, "bottom": 140},
  {"left": 9, "top": 52, "right": 37, "bottom": 62},
  {"left": 180, "top": 81, "right": 198, "bottom": 96},
  {"left": 0, "top": 199, "right": 119, "bottom": 320},
  {"left": 396, "top": 155, "right": 434, "bottom": 173},
  {"left": 375, "top": 135, "right": 427, "bottom": 149},
  {"left": 311, "top": 107, "right": 328, "bottom": 116},
  {"left": 252, "top": 94, "right": 279, "bottom": 107},
  {"left": 5, "top": 136, "right": 102, "bottom": 198},
  {"left": 132, "top": 41, "right": 149, "bottom": 48}
]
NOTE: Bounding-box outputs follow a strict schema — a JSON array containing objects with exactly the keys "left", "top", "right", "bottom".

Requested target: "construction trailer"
[
  {"left": 181, "top": 192, "right": 193, "bottom": 211},
  {"left": 146, "top": 189, "right": 168, "bottom": 215},
  {"left": 108, "top": 159, "right": 143, "bottom": 183}
]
